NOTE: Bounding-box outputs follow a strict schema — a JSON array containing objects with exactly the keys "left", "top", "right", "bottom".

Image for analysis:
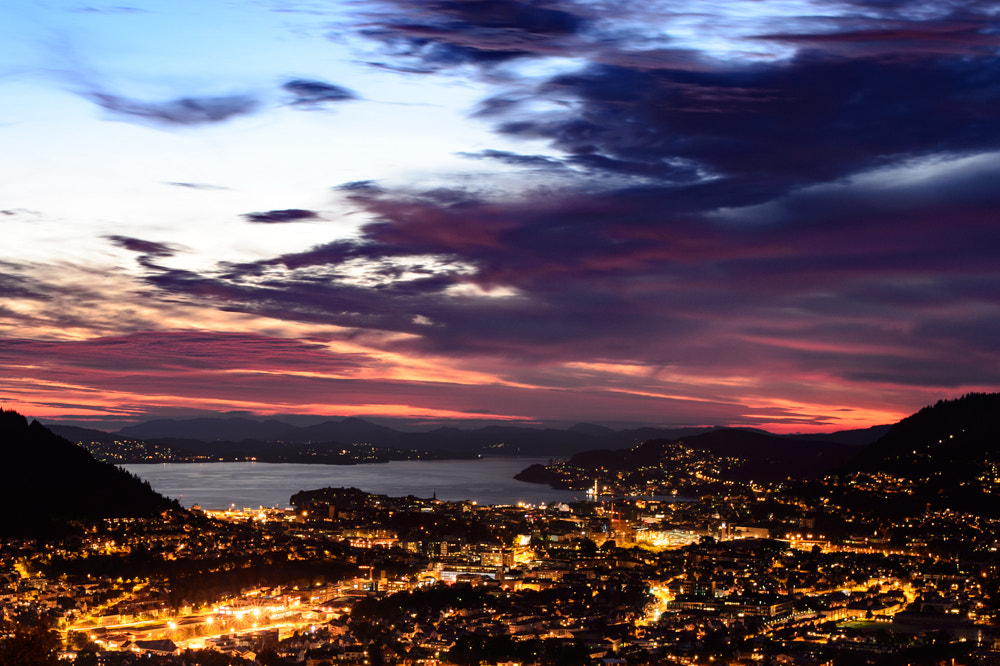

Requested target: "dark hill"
[
  {"left": 568, "top": 423, "right": 616, "bottom": 437},
  {"left": 0, "top": 410, "right": 179, "bottom": 536},
  {"left": 786, "top": 424, "right": 891, "bottom": 447},
  {"left": 812, "top": 393, "right": 1000, "bottom": 517},
  {"left": 842, "top": 392, "right": 1000, "bottom": 476},
  {"left": 48, "top": 423, "right": 121, "bottom": 444},
  {"left": 679, "top": 429, "right": 855, "bottom": 480},
  {"left": 286, "top": 417, "right": 403, "bottom": 446},
  {"left": 568, "top": 428, "right": 854, "bottom": 482}
]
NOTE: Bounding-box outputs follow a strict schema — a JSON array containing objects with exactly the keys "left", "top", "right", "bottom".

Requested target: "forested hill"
[
  {"left": 0, "top": 410, "right": 180, "bottom": 537},
  {"left": 839, "top": 392, "right": 1000, "bottom": 476}
]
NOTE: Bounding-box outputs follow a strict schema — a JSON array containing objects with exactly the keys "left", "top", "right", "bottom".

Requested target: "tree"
[{"left": 0, "top": 613, "right": 61, "bottom": 666}]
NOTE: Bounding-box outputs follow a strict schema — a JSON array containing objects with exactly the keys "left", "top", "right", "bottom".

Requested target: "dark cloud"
[
  {"left": 87, "top": 92, "right": 259, "bottom": 126},
  {"left": 105, "top": 235, "right": 180, "bottom": 269},
  {"left": 459, "top": 149, "right": 567, "bottom": 170},
  {"left": 335, "top": 180, "right": 383, "bottom": 193},
  {"left": 0, "top": 331, "right": 370, "bottom": 374},
  {"left": 756, "top": 18, "right": 1000, "bottom": 58},
  {"left": 0, "top": 208, "right": 42, "bottom": 218},
  {"left": 0, "top": 271, "right": 51, "bottom": 301},
  {"left": 282, "top": 79, "right": 356, "bottom": 107},
  {"left": 366, "top": 1, "right": 1000, "bottom": 193},
  {"left": 134, "top": 147, "right": 1000, "bottom": 397},
  {"left": 361, "top": 0, "right": 590, "bottom": 70},
  {"left": 241, "top": 209, "right": 320, "bottom": 224},
  {"left": 491, "top": 52, "right": 1000, "bottom": 187},
  {"left": 105, "top": 235, "right": 177, "bottom": 257}
]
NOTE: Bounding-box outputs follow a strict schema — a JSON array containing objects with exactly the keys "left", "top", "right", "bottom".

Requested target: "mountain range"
[{"left": 47, "top": 417, "right": 891, "bottom": 461}]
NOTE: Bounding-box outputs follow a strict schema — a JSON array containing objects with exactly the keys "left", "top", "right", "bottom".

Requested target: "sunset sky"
[{"left": 2, "top": 0, "right": 999, "bottom": 432}]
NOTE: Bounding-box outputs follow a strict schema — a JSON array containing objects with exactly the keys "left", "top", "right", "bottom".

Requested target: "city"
[{"left": 4, "top": 395, "right": 1000, "bottom": 665}]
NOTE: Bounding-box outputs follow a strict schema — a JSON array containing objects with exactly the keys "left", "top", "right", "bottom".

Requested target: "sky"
[{"left": 2, "top": 0, "right": 999, "bottom": 433}]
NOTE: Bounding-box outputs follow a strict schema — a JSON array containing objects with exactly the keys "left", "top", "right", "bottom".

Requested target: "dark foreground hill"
[
  {"left": 820, "top": 393, "right": 1000, "bottom": 516},
  {"left": 841, "top": 392, "right": 1000, "bottom": 476},
  {"left": 0, "top": 410, "right": 180, "bottom": 536}
]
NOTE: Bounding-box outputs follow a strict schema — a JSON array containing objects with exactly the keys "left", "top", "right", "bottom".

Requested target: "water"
[{"left": 122, "top": 458, "right": 588, "bottom": 509}]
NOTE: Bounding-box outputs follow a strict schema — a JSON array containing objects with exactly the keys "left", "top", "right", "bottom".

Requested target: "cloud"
[
  {"left": 335, "top": 180, "right": 383, "bottom": 193},
  {"left": 105, "top": 235, "right": 181, "bottom": 269},
  {"left": 86, "top": 91, "right": 260, "bottom": 126},
  {"left": 241, "top": 209, "right": 320, "bottom": 224},
  {"left": 493, "top": 52, "right": 1000, "bottom": 188},
  {"left": 0, "top": 331, "right": 370, "bottom": 374},
  {"left": 0, "top": 267, "right": 52, "bottom": 302},
  {"left": 10, "top": 0, "right": 996, "bottom": 429},
  {"left": 70, "top": 6, "right": 146, "bottom": 14},
  {"left": 164, "top": 181, "right": 229, "bottom": 190},
  {"left": 459, "top": 149, "right": 567, "bottom": 170},
  {"left": 360, "top": 0, "right": 591, "bottom": 71},
  {"left": 131, "top": 141, "right": 1000, "bottom": 404},
  {"left": 755, "top": 16, "right": 1000, "bottom": 58},
  {"left": 101, "top": 3, "right": 999, "bottom": 409},
  {"left": 282, "top": 78, "right": 356, "bottom": 107}
]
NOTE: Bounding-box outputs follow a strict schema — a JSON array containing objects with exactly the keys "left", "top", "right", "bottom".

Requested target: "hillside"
[
  {"left": 515, "top": 428, "right": 856, "bottom": 494},
  {"left": 561, "top": 429, "right": 853, "bottom": 481},
  {"left": 818, "top": 393, "right": 1000, "bottom": 516},
  {"left": 841, "top": 393, "right": 1000, "bottom": 476},
  {"left": 0, "top": 410, "right": 180, "bottom": 536}
]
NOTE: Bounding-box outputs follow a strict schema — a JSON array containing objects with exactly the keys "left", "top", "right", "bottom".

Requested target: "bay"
[{"left": 123, "top": 458, "right": 586, "bottom": 510}]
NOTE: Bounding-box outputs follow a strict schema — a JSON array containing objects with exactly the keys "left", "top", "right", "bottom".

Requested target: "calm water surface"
[{"left": 123, "top": 458, "right": 586, "bottom": 509}]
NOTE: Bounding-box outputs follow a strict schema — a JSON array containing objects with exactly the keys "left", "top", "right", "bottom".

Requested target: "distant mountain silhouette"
[
  {"left": 0, "top": 410, "right": 179, "bottom": 536},
  {"left": 602, "top": 426, "right": 726, "bottom": 448},
  {"left": 788, "top": 424, "right": 892, "bottom": 447},
  {"left": 567, "top": 422, "right": 616, "bottom": 437},
  {"left": 61, "top": 416, "right": 891, "bottom": 458},
  {"left": 49, "top": 423, "right": 124, "bottom": 444},
  {"left": 117, "top": 417, "right": 296, "bottom": 442},
  {"left": 287, "top": 417, "right": 404, "bottom": 446}
]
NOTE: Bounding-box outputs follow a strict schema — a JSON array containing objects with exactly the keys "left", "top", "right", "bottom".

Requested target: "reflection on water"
[{"left": 123, "top": 458, "right": 588, "bottom": 509}]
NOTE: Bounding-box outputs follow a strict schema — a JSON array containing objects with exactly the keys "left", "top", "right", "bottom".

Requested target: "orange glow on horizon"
[{"left": 0, "top": 379, "right": 532, "bottom": 426}]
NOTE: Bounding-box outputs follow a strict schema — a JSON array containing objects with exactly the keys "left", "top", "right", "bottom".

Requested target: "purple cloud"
[
  {"left": 360, "top": 0, "right": 590, "bottom": 71},
  {"left": 105, "top": 235, "right": 181, "bottom": 269},
  {"left": 282, "top": 79, "right": 356, "bottom": 107},
  {"left": 242, "top": 209, "right": 320, "bottom": 224},
  {"left": 0, "top": 331, "right": 370, "bottom": 373},
  {"left": 87, "top": 91, "right": 260, "bottom": 126}
]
